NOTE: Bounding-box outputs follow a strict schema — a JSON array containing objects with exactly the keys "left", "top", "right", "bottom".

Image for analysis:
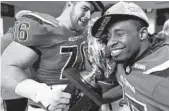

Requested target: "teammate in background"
[
  {"left": 1, "top": 1, "right": 104, "bottom": 111},
  {"left": 157, "top": 19, "right": 169, "bottom": 43},
  {"left": 163, "top": 19, "right": 169, "bottom": 36},
  {"left": 91, "top": 1, "right": 169, "bottom": 111},
  {"left": 87, "top": 16, "right": 123, "bottom": 111}
]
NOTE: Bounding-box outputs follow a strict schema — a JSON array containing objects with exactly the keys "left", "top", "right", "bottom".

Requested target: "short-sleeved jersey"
[
  {"left": 10, "top": 11, "right": 86, "bottom": 85},
  {"left": 115, "top": 41, "right": 169, "bottom": 111}
]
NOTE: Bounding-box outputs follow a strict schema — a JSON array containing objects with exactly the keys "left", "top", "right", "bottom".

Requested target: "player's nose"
[
  {"left": 107, "top": 40, "right": 118, "bottom": 49},
  {"left": 85, "top": 11, "right": 91, "bottom": 20}
]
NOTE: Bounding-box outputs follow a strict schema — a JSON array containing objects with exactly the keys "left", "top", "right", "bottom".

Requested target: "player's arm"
[
  {"left": 143, "top": 66, "right": 169, "bottom": 109},
  {"left": 2, "top": 38, "right": 71, "bottom": 110},
  {"left": 1, "top": 28, "right": 13, "bottom": 55},
  {"left": 2, "top": 10, "right": 71, "bottom": 110},
  {"left": 103, "top": 85, "right": 123, "bottom": 102},
  {"left": 152, "top": 74, "right": 169, "bottom": 108},
  {"left": 1, "top": 41, "right": 39, "bottom": 99}
]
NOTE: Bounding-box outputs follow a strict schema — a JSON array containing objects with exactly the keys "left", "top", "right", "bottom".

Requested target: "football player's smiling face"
[
  {"left": 107, "top": 20, "right": 141, "bottom": 62},
  {"left": 70, "top": 1, "right": 95, "bottom": 32}
]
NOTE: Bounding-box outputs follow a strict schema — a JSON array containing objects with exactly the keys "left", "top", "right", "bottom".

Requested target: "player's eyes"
[
  {"left": 115, "top": 31, "right": 126, "bottom": 37},
  {"left": 90, "top": 10, "right": 94, "bottom": 15},
  {"left": 116, "top": 33, "right": 123, "bottom": 37},
  {"left": 81, "top": 7, "right": 88, "bottom": 12}
]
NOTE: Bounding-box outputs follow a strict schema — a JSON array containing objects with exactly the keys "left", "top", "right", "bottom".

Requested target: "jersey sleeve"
[
  {"left": 152, "top": 74, "right": 169, "bottom": 107},
  {"left": 13, "top": 10, "right": 59, "bottom": 46},
  {"left": 142, "top": 46, "right": 169, "bottom": 108}
]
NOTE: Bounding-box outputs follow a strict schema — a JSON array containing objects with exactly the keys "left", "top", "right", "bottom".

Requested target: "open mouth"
[{"left": 110, "top": 48, "right": 124, "bottom": 57}]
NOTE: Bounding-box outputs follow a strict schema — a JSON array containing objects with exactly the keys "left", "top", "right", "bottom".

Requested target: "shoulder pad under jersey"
[{"left": 13, "top": 10, "right": 60, "bottom": 46}]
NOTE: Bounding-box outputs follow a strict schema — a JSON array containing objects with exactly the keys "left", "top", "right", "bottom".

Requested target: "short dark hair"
[
  {"left": 65, "top": 1, "right": 104, "bottom": 12},
  {"left": 131, "top": 19, "right": 147, "bottom": 31}
]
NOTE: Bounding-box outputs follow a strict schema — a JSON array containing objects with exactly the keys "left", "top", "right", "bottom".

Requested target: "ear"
[
  {"left": 66, "top": 1, "right": 73, "bottom": 7},
  {"left": 139, "top": 27, "right": 148, "bottom": 41}
]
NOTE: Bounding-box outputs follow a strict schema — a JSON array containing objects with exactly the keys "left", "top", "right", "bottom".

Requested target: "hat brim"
[
  {"left": 91, "top": 14, "right": 149, "bottom": 38},
  {"left": 91, "top": 14, "right": 112, "bottom": 38}
]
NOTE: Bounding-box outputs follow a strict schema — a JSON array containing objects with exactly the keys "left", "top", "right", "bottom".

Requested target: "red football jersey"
[
  {"left": 9, "top": 11, "right": 86, "bottom": 85},
  {"left": 116, "top": 43, "right": 169, "bottom": 111}
]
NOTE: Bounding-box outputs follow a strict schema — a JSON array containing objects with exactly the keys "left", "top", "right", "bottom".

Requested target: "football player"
[
  {"left": 163, "top": 19, "right": 169, "bottom": 36},
  {"left": 91, "top": 1, "right": 169, "bottom": 111},
  {"left": 1, "top": 1, "right": 104, "bottom": 111},
  {"left": 86, "top": 17, "right": 123, "bottom": 111}
]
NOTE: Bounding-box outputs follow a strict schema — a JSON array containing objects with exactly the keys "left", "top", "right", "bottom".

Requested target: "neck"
[
  {"left": 57, "top": 10, "right": 82, "bottom": 34},
  {"left": 56, "top": 9, "right": 73, "bottom": 31},
  {"left": 126, "top": 39, "right": 150, "bottom": 66}
]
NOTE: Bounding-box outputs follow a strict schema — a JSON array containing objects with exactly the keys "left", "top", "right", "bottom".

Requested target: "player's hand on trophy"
[
  {"left": 15, "top": 80, "right": 71, "bottom": 111},
  {"left": 42, "top": 84, "right": 71, "bottom": 111}
]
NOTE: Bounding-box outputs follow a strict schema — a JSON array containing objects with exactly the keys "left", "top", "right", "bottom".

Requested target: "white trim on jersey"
[
  {"left": 59, "top": 45, "right": 78, "bottom": 79},
  {"left": 143, "top": 60, "right": 169, "bottom": 74},
  {"left": 79, "top": 41, "right": 86, "bottom": 68},
  {"left": 27, "top": 13, "right": 58, "bottom": 27},
  {"left": 125, "top": 93, "right": 147, "bottom": 111},
  {"left": 16, "top": 10, "right": 58, "bottom": 27}
]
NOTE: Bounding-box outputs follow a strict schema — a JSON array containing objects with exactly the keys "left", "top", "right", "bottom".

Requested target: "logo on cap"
[{"left": 95, "top": 16, "right": 111, "bottom": 38}]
